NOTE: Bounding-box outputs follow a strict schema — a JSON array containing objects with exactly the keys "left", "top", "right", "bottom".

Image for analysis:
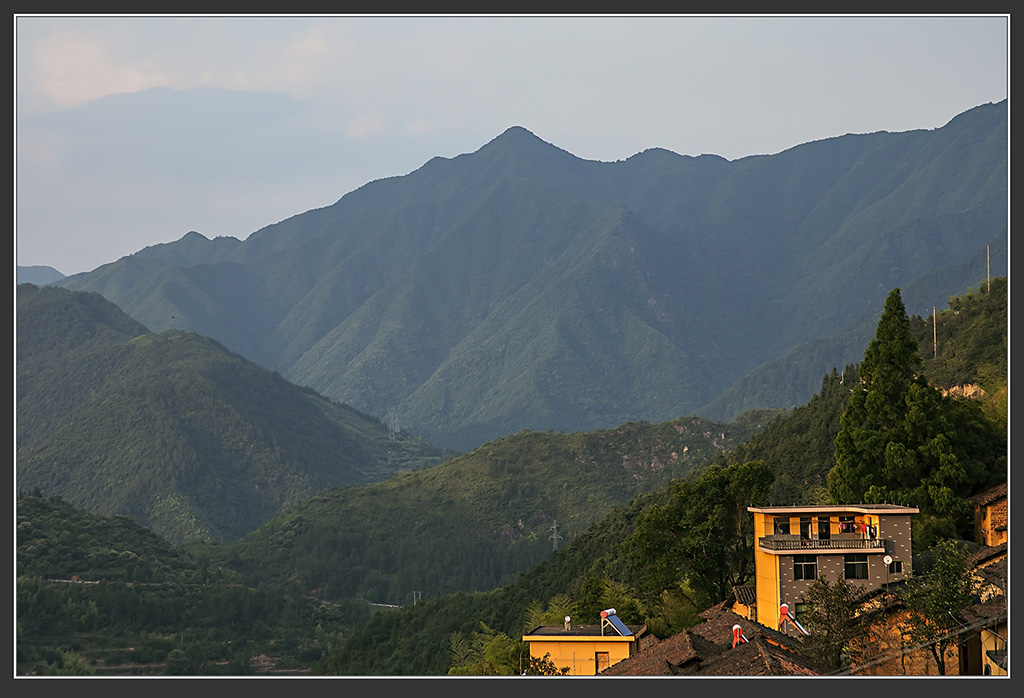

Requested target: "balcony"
[{"left": 757, "top": 535, "right": 885, "bottom": 552}]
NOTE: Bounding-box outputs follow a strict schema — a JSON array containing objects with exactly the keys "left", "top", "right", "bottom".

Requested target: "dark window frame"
[
  {"left": 845, "top": 553, "right": 869, "bottom": 579},
  {"left": 794, "top": 554, "right": 817, "bottom": 580}
]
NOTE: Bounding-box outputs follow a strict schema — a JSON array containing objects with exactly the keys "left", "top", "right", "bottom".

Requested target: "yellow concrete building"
[
  {"left": 522, "top": 610, "right": 647, "bottom": 675},
  {"left": 747, "top": 504, "right": 918, "bottom": 636}
]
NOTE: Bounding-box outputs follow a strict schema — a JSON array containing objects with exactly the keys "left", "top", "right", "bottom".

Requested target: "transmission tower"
[
  {"left": 549, "top": 521, "right": 563, "bottom": 550},
  {"left": 386, "top": 407, "right": 401, "bottom": 441}
]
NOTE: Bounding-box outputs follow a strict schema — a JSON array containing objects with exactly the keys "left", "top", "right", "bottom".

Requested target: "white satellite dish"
[{"left": 883, "top": 555, "right": 893, "bottom": 565}]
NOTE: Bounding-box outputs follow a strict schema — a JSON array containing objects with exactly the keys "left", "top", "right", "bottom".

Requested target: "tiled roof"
[
  {"left": 600, "top": 630, "right": 721, "bottom": 676},
  {"left": 681, "top": 635, "right": 825, "bottom": 676},
  {"left": 690, "top": 607, "right": 802, "bottom": 653},
  {"left": 969, "top": 541, "right": 1007, "bottom": 568},
  {"left": 970, "top": 482, "right": 1007, "bottom": 506},
  {"left": 733, "top": 584, "right": 757, "bottom": 606},
  {"left": 976, "top": 556, "right": 1007, "bottom": 590},
  {"left": 961, "top": 596, "right": 1007, "bottom": 629},
  {"left": 600, "top": 603, "right": 825, "bottom": 676}
]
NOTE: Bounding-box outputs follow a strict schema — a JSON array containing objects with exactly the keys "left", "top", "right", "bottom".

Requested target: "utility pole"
[
  {"left": 987, "top": 243, "right": 991, "bottom": 293},
  {"left": 933, "top": 306, "right": 937, "bottom": 359}
]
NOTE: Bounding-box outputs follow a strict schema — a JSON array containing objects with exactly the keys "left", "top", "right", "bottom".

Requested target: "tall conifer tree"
[{"left": 828, "top": 288, "right": 1001, "bottom": 537}]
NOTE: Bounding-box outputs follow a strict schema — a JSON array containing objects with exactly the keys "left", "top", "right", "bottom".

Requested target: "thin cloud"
[{"left": 15, "top": 15, "right": 1008, "bottom": 276}]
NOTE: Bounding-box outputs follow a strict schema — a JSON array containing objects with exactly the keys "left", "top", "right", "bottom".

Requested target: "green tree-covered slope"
[
  {"left": 318, "top": 278, "right": 1006, "bottom": 675},
  {"left": 16, "top": 278, "right": 1005, "bottom": 676},
  {"left": 17, "top": 491, "right": 367, "bottom": 676},
  {"left": 17, "top": 284, "right": 446, "bottom": 544},
  {"left": 202, "top": 415, "right": 762, "bottom": 607}
]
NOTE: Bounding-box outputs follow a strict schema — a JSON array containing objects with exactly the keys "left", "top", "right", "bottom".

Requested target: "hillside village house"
[
  {"left": 846, "top": 583, "right": 959, "bottom": 675},
  {"left": 961, "top": 547, "right": 1007, "bottom": 676},
  {"left": 583, "top": 498, "right": 1006, "bottom": 676},
  {"left": 746, "top": 504, "right": 918, "bottom": 636},
  {"left": 964, "top": 485, "right": 1008, "bottom": 676},
  {"left": 522, "top": 609, "right": 650, "bottom": 675},
  {"left": 972, "top": 483, "right": 1007, "bottom": 548},
  {"left": 845, "top": 541, "right": 1007, "bottom": 676},
  {"left": 961, "top": 485, "right": 1008, "bottom": 676}
]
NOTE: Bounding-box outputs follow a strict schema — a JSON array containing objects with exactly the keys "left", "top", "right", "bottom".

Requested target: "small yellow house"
[{"left": 522, "top": 609, "right": 647, "bottom": 675}]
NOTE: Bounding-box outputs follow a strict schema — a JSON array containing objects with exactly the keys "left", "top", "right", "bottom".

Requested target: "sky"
[{"left": 15, "top": 14, "right": 1009, "bottom": 277}]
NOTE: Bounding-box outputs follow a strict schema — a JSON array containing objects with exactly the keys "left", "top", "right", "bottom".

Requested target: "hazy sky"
[{"left": 15, "top": 14, "right": 1009, "bottom": 276}]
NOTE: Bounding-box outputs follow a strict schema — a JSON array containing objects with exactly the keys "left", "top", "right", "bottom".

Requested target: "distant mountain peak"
[
  {"left": 497, "top": 125, "right": 539, "bottom": 139},
  {"left": 477, "top": 124, "right": 580, "bottom": 168},
  {"left": 484, "top": 125, "right": 551, "bottom": 150}
]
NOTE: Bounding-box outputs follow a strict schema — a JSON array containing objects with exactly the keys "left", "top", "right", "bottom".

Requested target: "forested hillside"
[
  {"left": 17, "top": 491, "right": 367, "bottom": 675},
  {"left": 317, "top": 278, "right": 1007, "bottom": 675},
  {"left": 16, "top": 278, "right": 1006, "bottom": 676},
  {"left": 708, "top": 275, "right": 1007, "bottom": 509},
  {"left": 57, "top": 101, "right": 1008, "bottom": 450},
  {"left": 200, "top": 415, "right": 765, "bottom": 606},
  {"left": 17, "top": 284, "right": 446, "bottom": 544}
]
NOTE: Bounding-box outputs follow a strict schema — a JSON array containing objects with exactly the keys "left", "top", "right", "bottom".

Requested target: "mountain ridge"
[
  {"left": 55, "top": 100, "right": 1007, "bottom": 450},
  {"left": 17, "top": 284, "right": 447, "bottom": 544}
]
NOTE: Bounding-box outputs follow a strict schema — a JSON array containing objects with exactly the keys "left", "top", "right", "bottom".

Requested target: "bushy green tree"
[
  {"left": 447, "top": 622, "right": 523, "bottom": 675},
  {"left": 568, "top": 577, "right": 645, "bottom": 627},
  {"left": 643, "top": 587, "right": 704, "bottom": 639},
  {"left": 800, "top": 576, "right": 865, "bottom": 670},
  {"left": 50, "top": 650, "right": 97, "bottom": 675},
  {"left": 828, "top": 288, "right": 1003, "bottom": 536},
  {"left": 900, "top": 539, "right": 978, "bottom": 676},
  {"left": 522, "top": 653, "right": 572, "bottom": 676},
  {"left": 627, "top": 460, "right": 774, "bottom": 607}
]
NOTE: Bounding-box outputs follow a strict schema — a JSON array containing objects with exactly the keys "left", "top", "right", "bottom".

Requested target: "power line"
[{"left": 829, "top": 609, "right": 1006, "bottom": 676}]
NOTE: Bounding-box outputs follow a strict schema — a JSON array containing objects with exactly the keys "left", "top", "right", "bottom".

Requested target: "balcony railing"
[{"left": 757, "top": 536, "right": 885, "bottom": 552}]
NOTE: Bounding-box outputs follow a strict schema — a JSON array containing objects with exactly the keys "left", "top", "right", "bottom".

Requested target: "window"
[
  {"left": 595, "top": 652, "right": 610, "bottom": 673},
  {"left": 774, "top": 516, "right": 790, "bottom": 535},
  {"left": 799, "top": 517, "right": 812, "bottom": 539},
  {"left": 839, "top": 515, "right": 855, "bottom": 533},
  {"left": 794, "top": 555, "right": 817, "bottom": 580},
  {"left": 888, "top": 560, "right": 903, "bottom": 574},
  {"left": 845, "top": 554, "right": 868, "bottom": 579},
  {"left": 817, "top": 517, "right": 831, "bottom": 540}
]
